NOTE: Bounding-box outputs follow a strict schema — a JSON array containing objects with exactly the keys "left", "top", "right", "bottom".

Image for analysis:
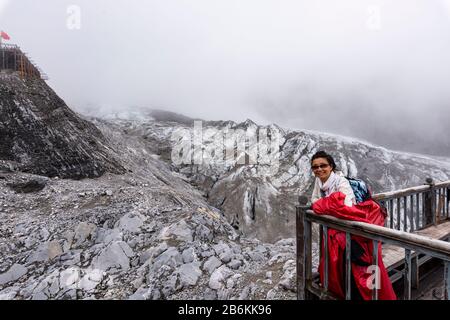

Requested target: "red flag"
[{"left": 1, "top": 31, "right": 10, "bottom": 40}]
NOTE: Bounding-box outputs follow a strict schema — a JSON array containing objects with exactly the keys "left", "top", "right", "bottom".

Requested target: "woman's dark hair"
[{"left": 311, "top": 150, "right": 336, "bottom": 171}]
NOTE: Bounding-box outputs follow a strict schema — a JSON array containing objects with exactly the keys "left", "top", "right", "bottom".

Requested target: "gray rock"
[
  {"left": 274, "top": 238, "right": 295, "bottom": 247},
  {"left": 181, "top": 247, "right": 196, "bottom": 263},
  {"left": 217, "top": 288, "right": 231, "bottom": 300},
  {"left": 162, "top": 273, "right": 179, "bottom": 297},
  {"left": 151, "top": 247, "right": 182, "bottom": 271},
  {"left": 226, "top": 278, "right": 235, "bottom": 289},
  {"left": 92, "top": 241, "right": 134, "bottom": 272},
  {"left": 32, "top": 292, "right": 48, "bottom": 300},
  {"left": 219, "top": 251, "right": 232, "bottom": 263},
  {"left": 47, "top": 274, "right": 61, "bottom": 297},
  {"left": 129, "top": 286, "right": 150, "bottom": 300},
  {"left": 178, "top": 262, "right": 202, "bottom": 287},
  {"left": 62, "top": 231, "right": 75, "bottom": 251},
  {"left": 59, "top": 267, "right": 80, "bottom": 289},
  {"left": 203, "top": 288, "right": 217, "bottom": 300},
  {"left": 278, "top": 259, "right": 296, "bottom": 292},
  {"left": 200, "top": 250, "right": 215, "bottom": 258},
  {"left": 74, "top": 222, "right": 97, "bottom": 246},
  {"left": 60, "top": 250, "right": 81, "bottom": 267},
  {"left": 59, "top": 289, "right": 77, "bottom": 299},
  {"left": 0, "top": 264, "right": 27, "bottom": 285},
  {"left": 7, "top": 178, "right": 47, "bottom": 193},
  {"left": 227, "top": 259, "right": 242, "bottom": 270},
  {"left": 247, "top": 251, "right": 265, "bottom": 262},
  {"left": 27, "top": 241, "right": 63, "bottom": 263},
  {"left": 194, "top": 225, "right": 213, "bottom": 241},
  {"left": 140, "top": 242, "right": 169, "bottom": 264},
  {"left": 159, "top": 219, "right": 193, "bottom": 242},
  {"left": 239, "top": 285, "right": 251, "bottom": 300},
  {"left": 96, "top": 228, "right": 122, "bottom": 245},
  {"left": 266, "top": 288, "right": 278, "bottom": 300},
  {"left": 154, "top": 242, "right": 169, "bottom": 257},
  {"left": 209, "top": 265, "right": 233, "bottom": 290},
  {"left": 203, "top": 256, "right": 222, "bottom": 274},
  {"left": 79, "top": 269, "right": 104, "bottom": 292},
  {"left": 212, "top": 242, "right": 230, "bottom": 255},
  {"left": 0, "top": 287, "right": 18, "bottom": 300},
  {"left": 115, "top": 212, "right": 145, "bottom": 234}
]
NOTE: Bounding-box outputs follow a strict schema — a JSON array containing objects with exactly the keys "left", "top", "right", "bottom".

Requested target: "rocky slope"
[
  {"left": 0, "top": 121, "right": 300, "bottom": 300},
  {"left": 0, "top": 73, "right": 125, "bottom": 179}
]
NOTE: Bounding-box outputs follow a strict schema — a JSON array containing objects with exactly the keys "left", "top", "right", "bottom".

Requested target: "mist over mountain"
[{"left": 2, "top": 0, "right": 450, "bottom": 156}]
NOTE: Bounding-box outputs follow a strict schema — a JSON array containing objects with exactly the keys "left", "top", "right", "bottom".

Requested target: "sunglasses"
[{"left": 311, "top": 164, "right": 330, "bottom": 171}]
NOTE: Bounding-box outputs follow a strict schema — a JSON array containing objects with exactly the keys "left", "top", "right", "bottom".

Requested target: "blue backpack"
[{"left": 346, "top": 177, "right": 372, "bottom": 204}]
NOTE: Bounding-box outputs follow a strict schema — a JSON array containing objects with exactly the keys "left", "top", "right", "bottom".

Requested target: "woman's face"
[{"left": 311, "top": 157, "right": 333, "bottom": 182}]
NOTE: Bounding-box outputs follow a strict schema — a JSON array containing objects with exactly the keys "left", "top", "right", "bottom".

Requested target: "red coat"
[{"left": 312, "top": 192, "right": 397, "bottom": 300}]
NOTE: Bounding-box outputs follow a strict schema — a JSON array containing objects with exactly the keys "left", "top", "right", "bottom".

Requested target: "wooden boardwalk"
[{"left": 383, "top": 220, "right": 450, "bottom": 270}]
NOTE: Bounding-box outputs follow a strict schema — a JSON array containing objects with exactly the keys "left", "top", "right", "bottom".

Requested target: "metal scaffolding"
[{"left": 0, "top": 43, "right": 48, "bottom": 80}]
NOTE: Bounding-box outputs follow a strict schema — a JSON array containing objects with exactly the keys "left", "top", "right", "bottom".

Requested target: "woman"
[
  {"left": 310, "top": 150, "right": 355, "bottom": 206},
  {"left": 309, "top": 150, "right": 396, "bottom": 300}
]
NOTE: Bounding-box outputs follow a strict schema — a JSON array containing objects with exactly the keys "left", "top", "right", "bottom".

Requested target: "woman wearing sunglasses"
[
  {"left": 309, "top": 150, "right": 396, "bottom": 300},
  {"left": 310, "top": 150, "right": 355, "bottom": 206}
]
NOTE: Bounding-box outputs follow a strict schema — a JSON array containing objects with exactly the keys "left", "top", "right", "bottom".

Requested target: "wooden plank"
[
  {"left": 411, "top": 255, "right": 419, "bottom": 289},
  {"left": 373, "top": 185, "right": 431, "bottom": 200},
  {"left": 382, "top": 221, "right": 450, "bottom": 270},
  {"left": 389, "top": 199, "right": 394, "bottom": 229},
  {"left": 416, "top": 193, "right": 420, "bottom": 231},
  {"left": 304, "top": 214, "right": 312, "bottom": 299},
  {"left": 296, "top": 204, "right": 312, "bottom": 300}
]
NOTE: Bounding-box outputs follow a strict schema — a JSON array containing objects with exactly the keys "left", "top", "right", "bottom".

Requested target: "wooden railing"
[
  {"left": 374, "top": 178, "right": 450, "bottom": 232},
  {"left": 296, "top": 179, "right": 450, "bottom": 300}
]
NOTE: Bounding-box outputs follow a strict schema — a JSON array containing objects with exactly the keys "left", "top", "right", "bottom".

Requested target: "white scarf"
[{"left": 318, "top": 171, "right": 340, "bottom": 197}]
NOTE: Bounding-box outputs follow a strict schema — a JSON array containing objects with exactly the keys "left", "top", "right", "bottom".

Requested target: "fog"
[{"left": 1, "top": 0, "right": 450, "bottom": 156}]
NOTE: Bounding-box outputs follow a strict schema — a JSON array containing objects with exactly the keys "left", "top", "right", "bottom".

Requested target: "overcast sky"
[{"left": 1, "top": 0, "right": 450, "bottom": 155}]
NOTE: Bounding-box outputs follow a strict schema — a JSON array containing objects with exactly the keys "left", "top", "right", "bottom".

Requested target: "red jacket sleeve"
[
  {"left": 311, "top": 192, "right": 368, "bottom": 222},
  {"left": 311, "top": 192, "right": 386, "bottom": 226}
]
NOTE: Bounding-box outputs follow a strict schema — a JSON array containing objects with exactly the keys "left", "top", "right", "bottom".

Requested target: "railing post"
[
  {"left": 445, "top": 188, "right": 450, "bottom": 218},
  {"left": 404, "top": 249, "right": 412, "bottom": 300},
  {"left": 424, "top": 178, "right": 434, "bottom": 226},
  {"left": 297, "top": 196, "right": 312, "bottom": 300},
  {"left": 411, "top": 255, "right": 419, "bottom": 289}
]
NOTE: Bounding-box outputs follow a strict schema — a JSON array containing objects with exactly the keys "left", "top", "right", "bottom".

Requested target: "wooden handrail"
[
  {"left": 373, "top": 179, "right": 450, "bottom": 201},
  {"left": 303, "top": 209, "right": 450, "bottom": 261}
]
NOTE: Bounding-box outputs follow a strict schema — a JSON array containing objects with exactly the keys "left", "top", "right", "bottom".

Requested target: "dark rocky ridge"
[{"left": 0, "top": 73, "right": 125, "bottom": 179}]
